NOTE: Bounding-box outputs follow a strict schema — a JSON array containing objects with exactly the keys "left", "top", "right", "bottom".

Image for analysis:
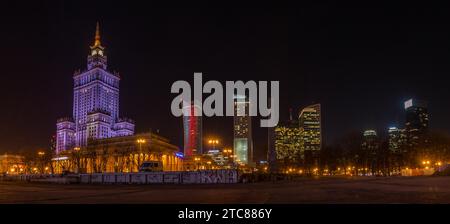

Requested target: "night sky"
[{"left": 1, "top": 1, "right": 450, "bottom": 161}]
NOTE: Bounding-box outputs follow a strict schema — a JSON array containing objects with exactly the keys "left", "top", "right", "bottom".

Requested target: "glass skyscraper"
[
  {"left": 388, "top": 127, "right": 408, "bottom": 154},
  {"left": 299, "top": 104, "right": 322, "bottom": 152},
  {"left": 274, "top": 110, "right": 301, "bottom": 163},
  {"left": 299, "top": 104, "right": 321, "bottom": 169},
  {"left": 233, "top": 95, "right": 253, "bottom": 165},
  {"left": 404, "top": 99, "right": 429, "bottom": 148},
  {"left": 183, "top": 101, "right": 203, "bottom": 156}
]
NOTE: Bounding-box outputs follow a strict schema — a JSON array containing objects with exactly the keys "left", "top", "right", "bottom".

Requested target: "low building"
[
  {"left": 52, "top": 132, "right": 183, "bottom": 173},
  {"left": 0, "top": 154, "right": 25, "bottom": 174},
  {"left": 183, "top": 155, "right": 216, "bottom": 171}
]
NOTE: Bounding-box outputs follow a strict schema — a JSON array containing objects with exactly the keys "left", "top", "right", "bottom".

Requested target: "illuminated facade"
[
  {"left": 299, "top": 104, "right": 321, "bottom": 170},
  {"left": 362, "top": 130, "right": 379, "bottom": 152},
  {"left": 0, "top": 154, "right": 25, "bottom": 174},
  {"left": 404, "top": 99, "right": 429, "bottom": 148},
  {"left": 56, "top": 23, "right": 135, "bottom": 154},
  {"left": 183, "top": 102, "right": 203, "bottom": 156},
  {"left": 361, "top": 129, "right": 380, "bottom": 174},
  {"left": 274, "top": 117, "right": 301, "bottom": 163},
  {"left": 233, "top": 95, "right": 253, "bottom": 165},
  {"left": 53, "top": 133, "right": 183, "bottom": 173},
  {"left": 388, "top": 127, "right": 407, "bottom": 154},
  {"left": 299, "top": 104, "right": 322, "bottom": 153}
]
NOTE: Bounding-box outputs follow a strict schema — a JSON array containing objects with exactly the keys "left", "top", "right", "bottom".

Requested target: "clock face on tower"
[{"left": 91, "top": 49, "right": 103, "bottom": 56}]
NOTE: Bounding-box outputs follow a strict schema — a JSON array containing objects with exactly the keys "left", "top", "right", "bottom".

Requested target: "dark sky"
[{"left": 1, "top": 1, "right": 450, "bottom": 161}]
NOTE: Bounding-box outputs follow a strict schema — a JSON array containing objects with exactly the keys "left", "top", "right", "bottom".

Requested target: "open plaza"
[{"left": 1, "top": 176, "right": 449, "bottom": 204}]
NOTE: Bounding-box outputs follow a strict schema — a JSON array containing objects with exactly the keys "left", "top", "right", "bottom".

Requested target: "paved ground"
[{"left": 1, "top": 176, "right": 449, "bottom": 203}]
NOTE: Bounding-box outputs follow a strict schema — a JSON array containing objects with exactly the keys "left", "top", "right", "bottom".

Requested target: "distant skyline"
[{"left": 1, "top": 2, "right": 450, "bottom": 162}]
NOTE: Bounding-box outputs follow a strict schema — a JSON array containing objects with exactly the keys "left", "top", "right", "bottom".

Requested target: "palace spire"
[{"left": 94, "top": 22, "right": 102, "bottom": 47}]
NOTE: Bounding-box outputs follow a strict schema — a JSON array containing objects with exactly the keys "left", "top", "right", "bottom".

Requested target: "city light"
[
  {"left": 136, "top": 139, "right": 146, "bottom": 144},
  {"left": 175, "top": 152, "right": 184, "bottom": 158},
  {"left": 208, "top": 139, "right": 219, "bottom": 144},
  {"left": 52, "top": 156, "right": 69, "bottom": 161}
]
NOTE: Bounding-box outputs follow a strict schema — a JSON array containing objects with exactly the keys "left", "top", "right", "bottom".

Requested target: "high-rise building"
[
  {"left": 56, "top": 23, "right": 135, "bottom": 154},
  {"left": 183, "top": 101, "right": 202, "bottom": 156},
  {"left": 404, "top": 99, "right": 429, "bottom": 147},
  {"left": 361, "top": 129, "right": 379, "bottom": 173},
  {"left": 274, "top": 110, "right": 301, "bottom": 163},
  {"left": 388, "top": 127, "right": 407, "bottom": 154},
  {"left": 362, "top": 130, "right": 379, "bottom": 152},
  {"left": 299, "top": 104, "right": 322, "bottom": 167},
  {"left": 234, "top": 95, "right": 253, "bottom": 165}
]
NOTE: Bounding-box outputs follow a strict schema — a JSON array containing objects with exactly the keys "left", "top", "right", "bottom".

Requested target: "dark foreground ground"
[{"left": 1, "top": 176, "right": 449, "bottom": 203}]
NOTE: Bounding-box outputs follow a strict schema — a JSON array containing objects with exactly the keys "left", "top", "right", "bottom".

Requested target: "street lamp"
[
  {"left": 137, "top": 139, "right": 146, "bottom": 151},
  {"left": 137, "top": 139, "right": 146, "bottom": 144},
  {"left": 136, "top": 139, "right": 146, "bottom": 168},
  {"left": 37, "top": 151, "right": 46, "bottom": 174},
  {"left": 208, "top": 139, "right": 219, "bottom": 150},
  {"left": 194, "top": 157, "right": 201, "bottom": 170}
]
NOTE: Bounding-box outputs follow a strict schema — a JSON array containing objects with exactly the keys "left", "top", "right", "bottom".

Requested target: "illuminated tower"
[
  {"left": 361, "top": 129, "right": 379, "bottom": 174},
  {"left": 183, "top": 102, "right": 203, "bottom": 156},
  {"left": 362, "top": 130, "right": 379, "bottom": 152},
  {"left": 299, "top": 104, "right": 321, "bottom": 169},
  {"left": 388, "top": 127, "right": 407, "bottom": 154},
  {"left": 404, "top": 99, "right": 429, "bottom": 148},
  {"left": 56, "top": 23, "right": 135, "bottom": 153},
  {"left": 274, "top": 109, "right": 301, "bottom": 164},
  {"left": 233, "top": 95, "right": 253, "bottom": 165}
]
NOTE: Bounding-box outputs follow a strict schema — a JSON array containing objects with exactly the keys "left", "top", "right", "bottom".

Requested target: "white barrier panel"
[
  {"left": 90, "top": 174, "right": 103, "bottom": 183},
  {"left": 1, "top": 170, "right": 239, "bottom": 184},
  {"left": 80, "top": 174, "right": 91, "bottom": 183},
  {"left": 198, "top": 170, "right": 238, "bottom": 184},
  {"left": 146, "top": 173, "right": 163, "bottom": 183},
  {"left": 103, "top": 173, "right": 116, "bottom": 184},
  {"left": 116, "top": 173, "right": 130, "bottom": 184},
  {"left": 163, "top": 173, "right": 180, "bottom": 184},
  {"left": 181, "top": 172, "right": 200, "bottom": 184},
  {"left": 225, "top": 169, "right": 238, "bottom": 183},
  {"left": 201, "top": 170, "right": 221, "bottom": 183},
  {"left": 130, "top": 173, "right": 147, "bottom": 184}
]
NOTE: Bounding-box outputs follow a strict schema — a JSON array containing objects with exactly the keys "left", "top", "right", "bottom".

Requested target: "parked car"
[{"left": 139, "top": 161, "right": 163, "bottom": 172}]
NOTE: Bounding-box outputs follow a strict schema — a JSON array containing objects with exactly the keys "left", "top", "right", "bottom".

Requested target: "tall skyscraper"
[
  {"left": 274, "top": 109, "right": 301, "bottom": 163},
  {"left": 56, "top": 23, "right": 135, "bottom": 154},
  {"left": 299, "top": 104, "right": 321, "bottom": 170},
  {"left": 362, "top": 130, "right": 379, "bottom": 152},
  {"left": 361, "top": 129, "right": 379, "bottom": 174},
  {"left": 234, "top": 95, "right": 253, "bottom": 165},
  {"left": 183, "top": 101, "right": 202, "bottom": 156},
  {"left": 404, "top": 99, "right": 429, "bottom": 147},
  {"left": 388, "top": 127, "right": 407, "bottom": 154}
]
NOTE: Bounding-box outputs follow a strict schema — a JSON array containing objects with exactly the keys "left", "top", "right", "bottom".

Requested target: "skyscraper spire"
[
  {"left": 88, "top": 22, "right": 107, "bottom": 70},
  {"left": 94, "top": 22, "right": 101, "bottom": 47}
]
